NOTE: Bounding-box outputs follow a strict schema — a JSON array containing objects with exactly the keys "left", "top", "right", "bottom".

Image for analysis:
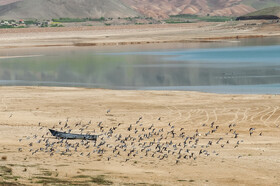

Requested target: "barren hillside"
[
  {"left": 122, "top": 0, "right": 280, "bottom": 18},
  {"left": 246, "top": 6, "right": 280, "bottom": 17},
  {"left": 0, "top": 0, "right": 280, "bottom": 20},
  {"left": 0, "top": 0, "right": 140, "bottom": 19}
]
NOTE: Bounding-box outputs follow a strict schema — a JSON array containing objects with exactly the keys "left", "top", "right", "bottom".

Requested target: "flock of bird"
[{"left": 19, "top": 110, "right": 263, "bottom": 164}]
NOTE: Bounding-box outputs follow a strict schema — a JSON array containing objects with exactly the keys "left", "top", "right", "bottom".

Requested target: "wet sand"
[
  {"left": 0, "top": 86, "right": 280, "bottom": 185},
  {"left": 0, "top": 20, "right": 280, "bottom": 48}
]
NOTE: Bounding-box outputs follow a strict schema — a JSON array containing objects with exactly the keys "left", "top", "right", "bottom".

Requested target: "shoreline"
[
  {"left": 0, "top": 20, "right": 280, "bottom": 49},
  {"left": 0, "top": 85, "right": 279, "bottom": 95}
]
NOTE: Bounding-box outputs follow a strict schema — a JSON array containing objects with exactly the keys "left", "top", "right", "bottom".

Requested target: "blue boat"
[{"left": 49, "top": 129, "right": 98, "bottom": 141}]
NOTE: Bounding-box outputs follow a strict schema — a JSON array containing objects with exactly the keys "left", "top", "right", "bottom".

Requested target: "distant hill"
[
  {"left": 236, "top": 6, "right": 280, "bottom": 20},
  {"left": 122, "top": 0, "right": 280, "bottom": 19},
  {"left": 242, "top": 0, "right": 280, "bottom": 10},
  {"left": 0, "top": 0, "right": 280, "bottom": 20},
  {"left": 245, "top": 6, "right": 280, "bottom": 17},
  {"left": 0, "top": 0, "right": 140, "bottom": 19}
]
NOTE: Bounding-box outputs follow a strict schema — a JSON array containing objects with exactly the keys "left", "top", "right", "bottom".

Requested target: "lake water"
[{"left": 0, "top": 37, "right": 280, "bottom": 94}]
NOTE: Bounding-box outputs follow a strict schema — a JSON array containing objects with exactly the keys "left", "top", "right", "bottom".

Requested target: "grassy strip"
[
  {"left": 52, "top": 17, "right": 105, "bottom": 23},
  {"left": 167, "top": 14, "right": 234, "bottom": 23},
  {"left": 0, "top": 25, "right": 14, "bottom": 29},
  {"left": 0, "top": 166, "right": 12, "bottom": 174},
  {"left": 91, "top": 175, "right": 113, "bottom": 185},
  {"left": 170, "top": 14, "right": 198, "bottom": 19},
  {"left": 52, "top": 18, "right": 87, "bottom": 22},
  {"left": 165, "top": 20, "right": 192, "bottom": 24},
  {"left": 33, "top": 175, "right": 113, "bottom": 185},
  {"left": 0, "top": 181, "right": 24, "bottom": 186}
]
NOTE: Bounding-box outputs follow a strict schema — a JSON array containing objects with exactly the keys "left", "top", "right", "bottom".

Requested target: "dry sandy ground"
[
  {"left": 0, "top": 86, "right": 279, "bottom": 185},
  {"left": 0, "top": 20, "right": 280, "bottom": 48}
]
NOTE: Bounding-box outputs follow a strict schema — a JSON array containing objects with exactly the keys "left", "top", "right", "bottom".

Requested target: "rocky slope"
[
  {"left": 0, "top": 0, "right": 280, "bottom": 19},
  {"left": 245, "top": 6, "right": 280, "bottom": 17},
  {"left": 122, "top": 0, "right": 280, "bottom": 18},
  {"left": 0, "top": 0, "right": 140, "bottom": 19}
]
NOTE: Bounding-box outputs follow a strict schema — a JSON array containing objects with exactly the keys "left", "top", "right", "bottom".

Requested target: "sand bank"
[
  {"left": 0, "top": 86, "right": 279, "bottom": 185},
  {"left": 0, "top": 20, "right": 280, "bottom": 48}
]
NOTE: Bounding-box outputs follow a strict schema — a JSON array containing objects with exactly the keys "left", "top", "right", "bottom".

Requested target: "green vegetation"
[
  {"left": 72, "top": 175, "right": 113, "bottom": 185},
  {"left": 145, "top": 17, "right": 153, "bottom": 20},
  {"left": 0, "top": 25, "right": 26, "bottom": 29},
  {"left": 0, "top": 16, "right": 158, "bottom": 28},
  {"left": 0, "top": 166, "right": 20, "bottom": 184},
  {"left": 52, "top": 17, "right": 106, "bottom": 23},
  {"left": 0, "top": 166, "right": 12, "bottom": 174},
  {"left": 177, "top": 179, "right": 187, "bottom": 182},
  {"left": 165, "top": 20, "right": 192, "bottom": 24},
  {"left": 177, "top": 179, "right": 195, "bottom": 182},
  {"left": 90, "top": 175, "right": 113, "bottom": 185},
  {"left": 170, "top": 14, "right": 198, "bottom": 19},
  {"left": 31, "top": 174, "right": 113, "bottom": 185},
  {"left": 124, "top": 16, "right": 147, "bottom": 21},
  {"left": 40, "top": 24, "right": 48, "bottom": 27},
  {"left": 73, "top": 175, "right": 92, "bottom": 179},
  {"left": 0, "top": 25, "right": 14, "bottom": 29},
  {"left": 2, "top": 175, "right": 21, "bottom": 181},
  {"left": 52, "top": 17, "right": 87, "bottom": 22},
  {"left": 0, "top": 181, "right": 23, "bottom": 186},
  {"left": 50, "top": 24, "right": 64, "bottom": 27},
  {"left": 90, "top": 17, "right": 106, "bottom": 22},
  {"left": 167, "top": 14, "right": 234, "bottom": 23},
  {"left": 124, "top": 17, "right": 133, "bottom": 21},
  {"left": 41, "top": 170, "right": 52, "bottom": 176},
  {"left": 34, "top": 176, "right": 70, "bottom": 184},
  {"left": 56, "top": 164, "right": 69, "bottom": 167},
  {"left": 199, "top": 16, "right": 234, "bottom": 22},
  {"left": 24, "top": 20, "right": 38, "bottom": 25}
]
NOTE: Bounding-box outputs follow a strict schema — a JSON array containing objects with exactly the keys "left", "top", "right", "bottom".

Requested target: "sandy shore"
[
  {"left": 0, "top": 20, "right": 280, "bottom": 48},
  {"left": 0, "top": 86, "right": 279, "bottom": 185},
  {"left": 1, "top": 21, "right": 280, "bottom": 185}
]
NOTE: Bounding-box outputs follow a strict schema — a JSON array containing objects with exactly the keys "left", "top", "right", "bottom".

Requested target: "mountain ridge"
[
  {"left": 122, "top": 0, "right": 280, "bottom": 18},
  {"left": 0, "top": 0, "right": 280, "bottom": 19},
  {"left": 0, "top": 0, "right": 140, "bottom": 19}
]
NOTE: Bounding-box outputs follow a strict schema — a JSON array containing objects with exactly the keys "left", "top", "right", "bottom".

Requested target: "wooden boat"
[{"left": 49, "top": 129, "right": 98, "bottom": 141}]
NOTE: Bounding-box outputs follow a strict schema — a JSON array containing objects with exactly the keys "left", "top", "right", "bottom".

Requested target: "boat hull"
[{"left": 49, "top": 129, "right": 98, "bottom": 141}]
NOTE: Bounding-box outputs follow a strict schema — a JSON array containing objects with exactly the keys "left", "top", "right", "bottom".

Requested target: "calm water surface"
[{"left": 0, "top": 37, "right": 280, "bottom": 94}]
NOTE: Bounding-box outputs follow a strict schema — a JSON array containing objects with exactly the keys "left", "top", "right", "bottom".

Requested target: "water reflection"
[{"left": 0, "top": 37, "right": 280, "bottom": 94}]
